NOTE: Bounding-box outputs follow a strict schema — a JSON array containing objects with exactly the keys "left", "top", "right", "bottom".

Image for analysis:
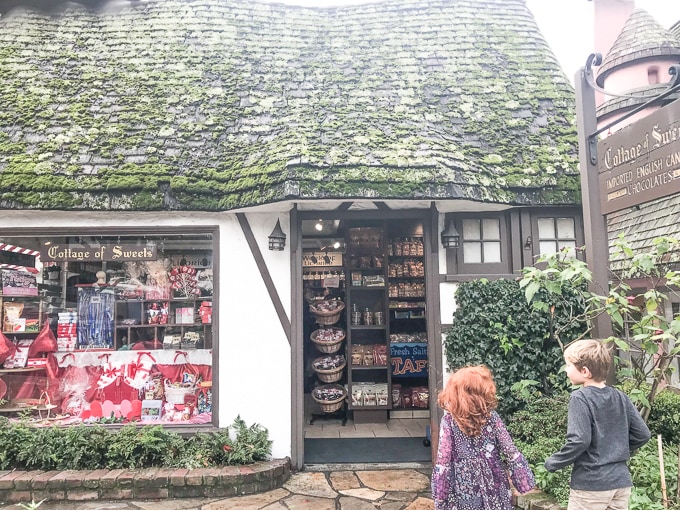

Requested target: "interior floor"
[
  {"left": 304, "top": 416, "right": 430, "bottom": 438},
  {"left": 304, "top": 394, "right": 429, "bottom": 438}
]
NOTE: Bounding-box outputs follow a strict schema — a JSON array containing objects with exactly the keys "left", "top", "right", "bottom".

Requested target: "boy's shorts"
[{"left": 567, "top": 487, "right": 631, "bottom": 510}]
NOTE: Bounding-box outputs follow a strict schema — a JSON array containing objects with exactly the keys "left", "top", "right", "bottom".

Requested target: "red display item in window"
[
  {"left": 27, "top": 321, "right": 57, "bottom": 357},
  {"left": 169, "top": 266, "right": 200, "bottom": 298},
  {"left": 130, "top": 399, "right": 143, "bottom": 420},
  {"left": 0, "top": 330, "right": 17, "bottom": 365},
  {"left": 45, "top": 352, "right": 60, "bottom": 379},
  {"left": 89, "top": 400, "right": 103, "bottom": 419},
  {"left": 123, "top": 352, "right": 155, "bottom": 389}
]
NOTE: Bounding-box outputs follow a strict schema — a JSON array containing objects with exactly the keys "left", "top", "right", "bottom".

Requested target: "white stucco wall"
[
  {"left": 218, "top": 212, "right": 291, "bottom": 459},
  {"left": 0, "top": 210, "right": 293, "bottom": 459}
]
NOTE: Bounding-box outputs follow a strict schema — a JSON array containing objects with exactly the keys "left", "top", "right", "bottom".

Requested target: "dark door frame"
[{"left": 290, "top": 205, "right": 442, "bottom": 468}]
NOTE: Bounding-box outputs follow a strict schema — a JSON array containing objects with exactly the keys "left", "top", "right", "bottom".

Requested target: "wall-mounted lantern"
[
  {"left": 440, "top": 220, "right": 461, "bottom": 249},
  {"left": 268, "top": 219, "right": 287, "bottom": 251}
]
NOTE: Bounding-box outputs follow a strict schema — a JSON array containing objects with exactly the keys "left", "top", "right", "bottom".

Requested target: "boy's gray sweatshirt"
[{"left": 544, "top": 385, "right": 651, "bottom": 490}]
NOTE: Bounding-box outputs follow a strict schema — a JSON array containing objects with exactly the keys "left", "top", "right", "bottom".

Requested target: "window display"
[{"left": 0, "top": 233, "right": 214, "bottom": 427}]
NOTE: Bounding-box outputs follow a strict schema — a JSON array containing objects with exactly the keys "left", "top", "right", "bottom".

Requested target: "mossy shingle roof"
[{"left": 0, "top": 0, "right": 579, "bottom": 211}]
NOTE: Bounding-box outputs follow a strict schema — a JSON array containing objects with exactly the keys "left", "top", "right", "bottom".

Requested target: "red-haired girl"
[{"left": 431, "top": 365, "right": 535, "bottom": 510}]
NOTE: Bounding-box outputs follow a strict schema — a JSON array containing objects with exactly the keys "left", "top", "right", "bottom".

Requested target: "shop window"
[
  {"left": 451, "top": 214, "right": 510, "bottom": 275},
  {"left": 0, "top": 233, "right": 215, "bottom": 427},
  {"left": 537, "top": 217, "right": 576, "bottom": 257},
  {"left": 462, "top": 218, "right": 501, "bottom": 264}
]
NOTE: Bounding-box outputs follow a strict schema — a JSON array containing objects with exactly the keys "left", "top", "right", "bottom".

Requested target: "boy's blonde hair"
[{"left": 563, "top": 339, "right": 611, "bottom": 382}]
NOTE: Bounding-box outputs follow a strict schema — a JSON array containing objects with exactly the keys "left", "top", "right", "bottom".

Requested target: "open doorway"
[{"left": 301, "top": 216, "right": 432, "bottom": 464}]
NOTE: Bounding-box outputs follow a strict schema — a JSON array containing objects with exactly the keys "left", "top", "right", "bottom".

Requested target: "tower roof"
[{"left": 597, "top": 9, "right": 680, "bottom": 87}]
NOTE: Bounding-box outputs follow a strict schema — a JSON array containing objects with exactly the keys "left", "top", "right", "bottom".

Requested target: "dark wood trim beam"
[
  {"left": 236, "top": 213, "right": 291, "bottom": 344},
  {"left": 427, "top": 202, "right": 443, "bottom": 463},
  {"left": 289, "top": 205, "right": 304, "bottom": 469},
  {"left": 300, "top": 209, "right": 428, "bottom": 221},
  {"left": 335, "top": 202, "right": 353, "bottom": 212},
  {"left": 509, "top": 209, "right": 523, "bottom": 274},
  {"left": 444, "top": 273, "right": 516, "bottom": 282},
  {"left": 373, "top": 202, "right": 391, "bottom": 211}
]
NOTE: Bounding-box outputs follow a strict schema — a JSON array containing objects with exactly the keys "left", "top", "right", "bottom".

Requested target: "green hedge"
[{"left": 0, "top": 415, "right": 271, "bottom": 470}]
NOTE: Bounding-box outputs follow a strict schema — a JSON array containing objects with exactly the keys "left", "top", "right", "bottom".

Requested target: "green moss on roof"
[{"left": 0, "top": 0, "right": 579, "bottom": 211}]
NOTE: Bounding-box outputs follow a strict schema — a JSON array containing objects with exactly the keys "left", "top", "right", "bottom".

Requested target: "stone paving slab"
[
  {"left": 201, "top": 488, "right": 289, "bottom": 510},
  {"left": 339, "top": 488, "right": 385, "bottom": 501},
  {"left": 281, "top": 472, "right": 336, "bottom": 499},
  {"left": 356, "top": 470, "right": 430, "bottom": 492},
  {"left": 328, "top": 471, "right": 360, "bottom": 491}
]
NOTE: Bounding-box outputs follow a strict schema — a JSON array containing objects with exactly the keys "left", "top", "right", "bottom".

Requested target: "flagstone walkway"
[{"left": 14, "top": 469, "right": 434, "bottom": 510}]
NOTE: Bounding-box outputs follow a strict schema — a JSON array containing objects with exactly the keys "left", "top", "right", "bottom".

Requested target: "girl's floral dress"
[{"left": 431, "top": 411, "right": 535, "bottom": 510}]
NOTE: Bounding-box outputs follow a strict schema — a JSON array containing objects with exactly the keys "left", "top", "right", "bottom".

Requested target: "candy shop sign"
[
  {"left": 390, "top": 343, "right": 428, "bottom": 377},
  {"left": 41, "top": 243, "right": 157, "bottom": 262},
  {"left": 598, "top": 99, "right": 680, "bottom": 214},
  {"left": 302, "top": 251, "right": 343, "bottom": 267}
]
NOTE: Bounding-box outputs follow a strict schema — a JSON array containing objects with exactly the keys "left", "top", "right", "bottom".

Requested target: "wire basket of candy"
[
  {"left": 309, "top": 299, "right": 345, "bottom": 326},
  {"left": 312, "top": 354, "right": 346, "bottom": 383},
  {"left": 312, "top": 384, "right": 346, "bottom": 413},
  {"left": 310, "top": 327, "right": 345, "bottom": 354}
]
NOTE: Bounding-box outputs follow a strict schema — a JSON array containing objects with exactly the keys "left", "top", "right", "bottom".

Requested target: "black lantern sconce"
[
  {"left": 440, "top": 220, "right": 461, "bottom": 249},
  {"left": 268, "top": 219, "right": 287, "bottom": 251}
]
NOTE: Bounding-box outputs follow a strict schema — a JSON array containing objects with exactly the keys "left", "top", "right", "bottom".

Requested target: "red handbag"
[
  {"left": 27, "top": 321, "right": 58, "bottom": 357},
  {"left": 0, "top": 331, "right": 17, "bottom": 365}
]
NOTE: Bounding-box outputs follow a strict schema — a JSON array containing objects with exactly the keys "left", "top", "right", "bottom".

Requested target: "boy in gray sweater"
[{"left": 545, "top": 339, "right": 651, "bottom": 510}]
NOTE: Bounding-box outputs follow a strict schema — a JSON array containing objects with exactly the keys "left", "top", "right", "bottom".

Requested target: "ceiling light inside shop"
[{"left": 315, "top": 221, "right": 323, "bottom": 231}]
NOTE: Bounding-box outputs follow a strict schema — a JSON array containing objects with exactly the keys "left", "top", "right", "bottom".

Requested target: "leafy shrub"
[
  {"left": 630, "top": 441, "right": 679, "bottom": 510},
  {"left": 647, "top": 389, "right": 680, "bottom": 445},
  {"left": 507, "top": 392, "right": 571, "bottom": 505},
  {"left": 105, "top": 424, "right": 185, "bottom": 469},
  {"left": 507, "top": 393, "right": 570, "bottom": 445},
  {"left": 507, "top": 388, "right": 680, "bottom": 510},
  {"left": 53, "top": 426, "right": 110, "bottom": 470},
  {"left": 0, "top": 415, "right": 271, "bottom": 470},
  {"left": 445, "top": 279, "right": 584, "bottom": 415},
  {"left": 172, "top": 417, "right": 271, "bottom": 468}
]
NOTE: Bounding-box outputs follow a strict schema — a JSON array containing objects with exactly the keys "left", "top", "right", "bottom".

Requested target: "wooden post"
[
  {"left": 658, "top": 435, "right": 668, "bottom": 508},
  {"left": 574, "top": 64, "right": 613, "bottom": 341}
]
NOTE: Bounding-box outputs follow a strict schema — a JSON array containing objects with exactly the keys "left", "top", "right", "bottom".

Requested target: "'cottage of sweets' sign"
[
  {"left": 41, "top": 243, "right": 157, "bottom": 262},
  {"left": 598, "top": 99, "right": 680, "bottom": 214}
]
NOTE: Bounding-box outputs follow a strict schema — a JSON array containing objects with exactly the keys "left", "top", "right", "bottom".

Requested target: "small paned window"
[
  {"left": 462, "top": 218, "right": 502, "bottom": 264},
  {"left": 648, "top": 67, "right": 660, "bottom": 85},
  {"left": 537, "top": 217, "right": 576, "bottom": 256}
]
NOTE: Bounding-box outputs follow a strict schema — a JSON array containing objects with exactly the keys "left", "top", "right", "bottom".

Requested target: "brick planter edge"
[{"left": 0, "top": 458, "right": 291, "bottom": 502}]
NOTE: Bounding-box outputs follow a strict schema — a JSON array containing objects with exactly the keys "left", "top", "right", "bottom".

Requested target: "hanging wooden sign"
[
  {"left": 302, "top": 251, "right": 343, "bottom": 267},
  {"left": 598, "top": 99, "right": 680, "bottom": 214}
]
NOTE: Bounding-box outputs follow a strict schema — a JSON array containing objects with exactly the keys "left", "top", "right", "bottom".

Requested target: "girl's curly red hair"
[{"left": 437, "top": 365, "right": 498, "bottom": 436}]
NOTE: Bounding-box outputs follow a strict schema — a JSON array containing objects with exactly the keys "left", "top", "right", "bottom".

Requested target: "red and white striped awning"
[{"left": 0, "top": 243, "right": 40, "bottom": 274}]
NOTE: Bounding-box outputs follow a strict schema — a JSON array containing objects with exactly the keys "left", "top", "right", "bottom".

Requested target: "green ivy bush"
[
  {"left": 445, "top": 278, "right": 586, "bottom": 415},
  {"left": 0, "top": 415, "right": 271, "bottom": 470}
]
